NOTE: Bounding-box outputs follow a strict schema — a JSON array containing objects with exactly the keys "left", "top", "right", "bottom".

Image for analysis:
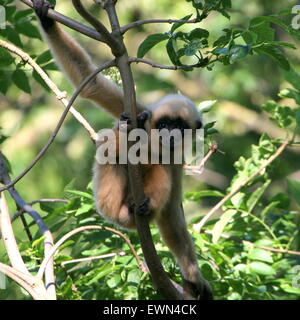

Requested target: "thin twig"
[
  {"left": 193, "top": 140, "right": 290, "bottom": 233},
  {"left": 61, "top": 251, "right": 126, "bottom": 267},
  {"left": 0, "top": 59, "right": 116, "bottom": 193},
  {"left": 21, "top": 0, "right": 105, "bottom": 42},
  {"left": 11, "top": 199, "right": 69, "bottom": 224},
  {"left": 184, "top": 142, "right": 220, "bottom": 175},
  {"left": 129, "top": 57, "right": 204, "bottom": 70},
  {"left": 121, "top": 18, "right": 198, "bottom": 34},
  {"left": 72, "top": 0, "right": 121, "bottom": 55},
  {"left": 37, "top": 225, "right": 144, "bottom": 279},
  {"left": 203, "top": 230, "right": 300, "bottom": 256},
  {"left": 0, "top": 39, "right": 97, "bottom": 142}
]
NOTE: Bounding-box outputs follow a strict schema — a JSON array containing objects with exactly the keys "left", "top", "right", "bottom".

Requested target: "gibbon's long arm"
[{"left": 34, "top": 1, "right": 144, "bottom": 118}]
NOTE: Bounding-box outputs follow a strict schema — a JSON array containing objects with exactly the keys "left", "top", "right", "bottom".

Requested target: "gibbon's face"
[
  {"left": 148, "top": 94, "right": 203, "bottom": 152},
  {"left": 155, "top": 115, "right": 202, "bottom": 150}
]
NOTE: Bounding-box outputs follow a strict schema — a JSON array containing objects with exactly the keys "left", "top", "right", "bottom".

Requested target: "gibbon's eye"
[
  {"left": 156, "top": 117, "right": 170, "bottom": 130},
  {"left": 158, "top": 122, "right": 167, "bottom": 130},
  {"left": 195, "top": 120, "right": 203, "bottom": 129}
]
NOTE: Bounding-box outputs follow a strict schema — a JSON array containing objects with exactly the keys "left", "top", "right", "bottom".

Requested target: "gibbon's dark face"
[{"left": 155, "top": 116, "right": 203, "bottom": 150}]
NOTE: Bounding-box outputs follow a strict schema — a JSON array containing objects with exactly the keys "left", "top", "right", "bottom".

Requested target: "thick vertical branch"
[
  {"left": 0, "top": 193, "right": 29, "bottom": 275},
  {"left": 102, "top": 0, "right": 182, "bottom": 299}
]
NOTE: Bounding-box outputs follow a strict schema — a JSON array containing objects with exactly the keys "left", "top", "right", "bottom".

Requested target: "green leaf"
[
  {"left": 75, "top": 203, "right": 93, "bottom": 216},
  {"left": 166, "top": 38, "right": 182, "bottom": 66},
  {"left": 261, "top": 201, "right": 280, "bottom": 217},
  {"left": 15, "top": 21, "right": 41, "bottom": 39},
  {"left": 265, "top": 41, "right": 296, "bottom": 49},
  {"left": 185, "top": 190, "right": 224, "bottom": 201},
  {"left": 0, "top": 72, "right": 11, "bottom": 94},
  {"left": 197, "top": 100, "right": 217, "bottom": 113},
  {"left": 187, "top": 28, "right": 209, "bottom": 40},
  {"left": 171, "top": 14, "right": 193, "bottom": 33},
  {"left": 229, "top": 45, "right": 251, "bottom": 64},
  {"left": 12, "top": 69, "right": 31, "bottom": 93},
  {"left": 36, "top": 50, "right": 53, "bottom": 65},
  {"left": 60, "top": 276, "right": 73, "bottom": 296},
  {"left": 249, "top": 20, "right": 275, "bottom": 43},
  {"left": 184, "top": 40, "right": 203, "bottom": 56},
  {"left": 248, "top": 248, "right": 273, "bottom": 263},
  {"left": 241, "top": 30, "right": 258, "bottom": 44},
  {"left": 64, "top": 189, "right": 93, "bottom": 199},
  {"left": 137, "top": 33, "right": 169, "bottom": 58},
  {"left": 250, "top": 16, "right": 289, "bottom": 33},
  {"left": 32, "top": 70, "right": 51, "bottom": 92},
  {"left": 246, "top": 179, "right": 271, "bottom": 212},
  {"left": 287, "top": 178, "right": 300, "bottom": 207},
  {"left": 2, "top": 26, "right": 23, "bottom": 48},
  {"left": 284, "top": 69, "right": 300, "bottom": 92},
  {"left": 254, "top": 239, "right": 275, "bottom": 247},
  {"left": 0, "top": 47, "right": 15, "bottom": 66},
  {"left": 43, "top": 62, "right": 59, "bottom": 71},
  {"left": 212, "top": 209, "right": 237, "bottom": 244},
  {"left": 254, "top": 45, "right": 290, "bottom": 70},
  {"left": 14, "top": 9, "right": 33, "bottom": 21},
  {"left": 32, "top": 236, "right": 46, "bottom": 248},
  {"left": 249, "top": 261, "right": 276, "bottom": 276},
  {"left": 280, "top": 284, "right": 300, "bottom": 295}
]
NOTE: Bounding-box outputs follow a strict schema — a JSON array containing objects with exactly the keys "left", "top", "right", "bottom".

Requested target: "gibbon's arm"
[{"left": 33, "top": 1, "right": 144, "bottom": 118}]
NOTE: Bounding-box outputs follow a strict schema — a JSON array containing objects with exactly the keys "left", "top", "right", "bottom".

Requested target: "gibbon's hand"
[
  {"left": 118, "top": 112, "right": 132, "bottom": 132},
  {"left": 32, "top": 0, "right": 55, "bottom": 31},
  {"left": 137, "top": 110, "right": 151, "bottom": 129}
]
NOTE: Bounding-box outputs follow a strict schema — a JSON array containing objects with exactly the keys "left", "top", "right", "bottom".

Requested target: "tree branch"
[
  {"left": 203, "top": 230, "right": 300, "bottom": 256},
  {"left": 193, "top": 140, "right": 290, "bottom": 233},
  {"left": 102, "top": 0, "right": 183, "bottom": 300},
  {"left": 0, "top": 192, "right": 29, "bottom": 275},
  {"left": 61, "top": 251, "right": 126, "bottom": 267},
  {"left": 0, "top": 262, "right": 49, "bottom": 300},
  {"left": 37, "top": 225, "right": 144, "bottom": 279},
  {"left": 129, "top": 57, "right": 204, "bottom": 70},
  {"left": 0, "top": 152, "right": 56, "bottom": 299},
  {"left": 20, "top": 0, "right": 105, "bottom": 42},
  {"left": 0, "top": 59, "right": 116, "bottom": 193},
  {"left": 72, "top": 0, "right": 121, "bottom": 55},
  {"left": 121, "top": 18, "right": 198, "bottom": 34},
  {"left": 0, "top": 39, "right": 97, "bottom": 142}
]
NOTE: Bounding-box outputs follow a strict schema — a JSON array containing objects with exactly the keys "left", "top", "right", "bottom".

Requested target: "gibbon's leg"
[
  {"left": 93, "top": 162, "right": 137, "bottom": 229},
  {"left": 144, "top": 165, "right": 171, "bottom": 216},
  {"left": 32, "top": 0, "right": 144, "bottom": 118},
  {"left": 156, "top": 207, "right": 213, "bottom": 300}
]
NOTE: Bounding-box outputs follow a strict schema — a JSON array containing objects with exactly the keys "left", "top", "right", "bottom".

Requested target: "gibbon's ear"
[{"left": 195, "top": 119, "right": 203, "bottom": 129}]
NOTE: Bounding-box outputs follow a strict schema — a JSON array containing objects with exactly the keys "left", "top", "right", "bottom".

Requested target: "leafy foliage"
[
  {"left": 0, "top": 0, "right": 300, "bottom": 300},
  {"left": 137, "top": 0, "right": 295, "bottom": 71}
]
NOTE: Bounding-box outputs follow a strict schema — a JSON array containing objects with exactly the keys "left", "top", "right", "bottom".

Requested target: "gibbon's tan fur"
[
  {"left": 43, "top": 23, "right": 144, "bottom": 118},
  {"left": 33, "top": 0, "right": 212, "bottom": 299}
]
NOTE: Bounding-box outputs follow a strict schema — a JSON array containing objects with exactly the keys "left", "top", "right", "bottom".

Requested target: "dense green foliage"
[{"left": 0, "top": 0, "right": 300, "bottom": 300}]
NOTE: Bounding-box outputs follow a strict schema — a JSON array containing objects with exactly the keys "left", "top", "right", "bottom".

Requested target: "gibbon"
[{"left": 33, "top": 0, "right": 212, "bottom": 299}]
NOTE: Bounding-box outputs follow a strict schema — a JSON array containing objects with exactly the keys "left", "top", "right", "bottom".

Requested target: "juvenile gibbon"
[{"left": 33, "top": 0, "right": 212, "bottom": 299}]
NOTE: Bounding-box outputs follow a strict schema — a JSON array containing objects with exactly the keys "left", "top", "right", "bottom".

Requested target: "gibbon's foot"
[
  {"left": 137, "top": 196, "right": 151, "bottom": 216},
  {"left": 183, "top": 279, "right": 213, "bottom": 300},
  {"left": 127, "top": 200, "right": 135, "bottom": 215},
  {"left": 33, "top": 0, "right": 55, "bottom": 31},
  {"left": 137, "top": 110, "right": 151, "bottom": 129}
]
